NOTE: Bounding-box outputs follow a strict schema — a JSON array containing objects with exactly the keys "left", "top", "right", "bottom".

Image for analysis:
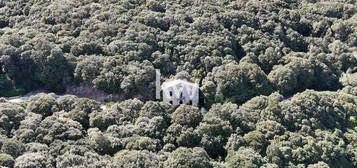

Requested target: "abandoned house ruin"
[{"left": 161, "top": 80, "right": 199, "bottom": 106}]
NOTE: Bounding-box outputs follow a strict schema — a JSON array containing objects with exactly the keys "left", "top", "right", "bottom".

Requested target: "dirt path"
[{"left": 5, "top": 91, "right": 108, "bottom": 110}]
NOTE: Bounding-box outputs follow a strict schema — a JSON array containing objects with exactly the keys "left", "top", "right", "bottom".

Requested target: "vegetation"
[
  {"left": 0, "top": 0, "right": 356, "bottom": 167},
  {"left": 0, "top": 90, "right": 355, "bottom": 167}
]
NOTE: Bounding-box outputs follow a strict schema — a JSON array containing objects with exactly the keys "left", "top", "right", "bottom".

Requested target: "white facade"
[{"left": 161, "top": 80, "right": 199, "bottom": 106}]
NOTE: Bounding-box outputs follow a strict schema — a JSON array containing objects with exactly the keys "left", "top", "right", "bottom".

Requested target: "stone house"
[{"left": 161, "top": 80, "right": 199, "bottom": 106}]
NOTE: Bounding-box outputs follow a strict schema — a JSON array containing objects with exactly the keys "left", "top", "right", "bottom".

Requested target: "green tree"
[
  {"left": 14, "top": 152, "right": 49, "bottom": 168},
  {"left": 139, "top": 101, "right": 169, "bottom": 120},
  {"left": 87, "top": 128, "right": 113, "bottom": 155},
  {"left": 120, "top": 60, "right": 156, "bottom": 96},
  {"left": 162, "top": 147, "right": 212, "bottom": 168},
  {"left": 26, "top": 94, "right": 58, "bottom": 118},
  {"left": 110, "top": 98, "right": 144, "bottom": 122},
  {"left": 134, "top": 116, "right": 168, "bottom": 139},
  {"left": 226, "top": 147, "right": 265, "bottom": 168},
  {"left": 112, "top": 150, "right": 159, "bottom": 168},
  {"left": 231, "top": 93, "right": 283, "bottom": 132},
  {"left": 35, "top": 116, "right": 83, "bottom": 144},
  {"left": 195, "top": 117, "right": 233, "bottom": 158},
  {"left": 243, "top": 130, "right": 269, "bottom": 154},
  {"left": 56, "top": 145, "right": 111, "bottom": 168},
  {"left": 0, "top": 138, "right": 25, "bottom": 158},
  {"left": 0, "top": 153, "right": 14, "bottom": 168},
  {"left": 171, "top": 105, "right": 202, "bottom": 128},
  {"left": 268, "top": 55, "right": 340, "bottom": 95},
  {"left": 203, "top": 62, "right": 273, "bottom": 103},
  {"left": 0, "top": 102, "right": 26, "bottom": 135},
  {"left": 281, "top": 90, "right": 357, "bottom": 131}
]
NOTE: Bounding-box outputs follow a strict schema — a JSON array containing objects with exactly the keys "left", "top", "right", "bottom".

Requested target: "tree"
[
  {"left": 139, "top": 101, "right": 169, "bottom": 120},
  {"left": 56, "top": 95, "right": 78, "bottom": 112},
  {"left": 35, "top": 116, "right": 83, "bottom": 144},
  {"left": 14, "top": 153, "right": 50, "bottom": 168},
  {"left": 163, "top": 123, "right": 184, "bottom": 145},
  {"left": 0, "top": 138, "right": 25, "bottom": 158},
  {"left": 87, "top": 128, "right": 113, "bottom": 155},
  {"left": 231, "top": 93, "right": 283, "bottom": 133},
  {"left": 66, "top": 98, "right": 101, "bottom": 128},
  {"left": 92, "top": 58, "right": 125, "bottom": 93},
  {"left": 0, "top": 102, "right": 26, "bottom": 135},
  {"left": 134, "top": 116, "right": 168, "bottom": 139},
  {"left": 162, "top": 147, "right": 212, "bottom": 168},
  {"left": 70, "top": 42, "right": 104, "bottom": 56},
  {"left": 226, "top": 147, "right": 265, "bottom": 168},
  {"left": 266, "top": 130, "right": 353, "bottom": 167},
  {"left": 268, "top": 55, "right": 340, "bottom": 95},
  {"left": 121, "top": 136, "right": 160, "bottom": 152},
  {"left": 89, "top": 110, "right": 118, "bottom": 131},
  {"left": 24, "top": 142, "right": 49, "bottom": 153},
  {"left": 13, "top": 112, "right": 42, "bottom": 142},
  {"left": 341, "top": 86, "right": 357, "bottom": 96},
  {"left": 110, "top": 98, "right": 144, "bottom": 123},
  {"left": 112, "top": 150, "right": 159, "bottom": 168},
  {"left": 256, "top": 121, "right": 286, "bottom": 139},
  {"left": 35, "top": 47, "right": 70, "bottom": 92},
  {"left": 225, "top": 134, "right": 245, "bottom": 155},
  {"left": 203, "top": 62, "right": 273, "bottom": 103},
  {"left": 176, "top": 127, "right": 200, "bottom": 148},
  {"left": 0, "top": 0, "right": 357, "bottom": 167},
  {"left": 0, "top": 36, "right": 70, "bottom": 92},
  {"left": 281, "top": 90, "right": 357, "bottom": 131},
  {"left": 243, "top": 130, "right": 269, "bottom": 154},
  {"left": 205, "top": 102, "right": 239, "bottom": 123},
  {"left": 171, "top": 105, "right": 202, "bottom": 128},
  {"left": 56, "top": 145, "right": 111, "bottom": 168},
  {"left": 26, "top": 93, "right": 58, "bottom": 118},
  {"left": 267, "top": 65, "right": 298, "bottom": 95},
  {"left": 195, "top": 117, "right": 233, "bottom": 158},
  {"left": 120, "top": 60, "right": 156, "bottom": 96},
  {"left": 340, "top": 68, "right": 357, "bottom": 87},
  {"left": 74, "top": 55, "right": 105, "bottom": 83},
  {"left": 106, "top": 124, "right": 135, "bottom": 139},
  {"left": 0, "top": 153, "right": 14, "bottom": 168},
  {"left": 345, "top": 131, "right": 357, "bottom": 167},
  {"left": 0, "top": 73, "right": 24, "bottom": 97},
  {"left": 13, "top": 128, "right": 36, "bottom": 143}
]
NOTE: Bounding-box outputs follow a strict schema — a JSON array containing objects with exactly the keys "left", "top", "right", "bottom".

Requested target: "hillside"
[{"left": 0, "top": 0, "right": 356, "bottom": 167}]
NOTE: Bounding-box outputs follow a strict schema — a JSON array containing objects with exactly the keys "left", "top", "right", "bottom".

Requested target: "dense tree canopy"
[
  {"left": 0, "top": 0, "right": 355, "bottom": 99},
  {"left": 0, "top": 88, "right": 356, "bottom": 167},
  {"left": 0, "top": 0, "right": 356, "bottom": 167}
]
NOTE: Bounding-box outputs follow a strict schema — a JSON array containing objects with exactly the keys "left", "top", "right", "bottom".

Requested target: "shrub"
[
  {"left": 171, "top": 105, "right": 202, "bottom": 128},
  {"left": 14, "top": 152, "right": 49, "bottom": 168},
  {"left": 162, "top": 147, "right": 212, "bottom": 168},
  {"left": 0, "top": 153, "right": 14, "bottom": 167},
  {"left": 112, "top": 150, "right": 159, "bottom": 168},
  {"left": 26, "top": 94, "right": 58, "bottom": 117},
  {"left": 0, "top": 138, "right": 25, "bottom": 157}
]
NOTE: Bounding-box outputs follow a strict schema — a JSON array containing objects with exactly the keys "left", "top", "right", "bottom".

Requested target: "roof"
[{"left": 161, "top": 80, "right": 199, "bottom": 90}]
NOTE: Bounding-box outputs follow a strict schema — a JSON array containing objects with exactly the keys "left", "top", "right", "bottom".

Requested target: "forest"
[{"left": 0, "top": 0, "right": 356, "bottom": 167}]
